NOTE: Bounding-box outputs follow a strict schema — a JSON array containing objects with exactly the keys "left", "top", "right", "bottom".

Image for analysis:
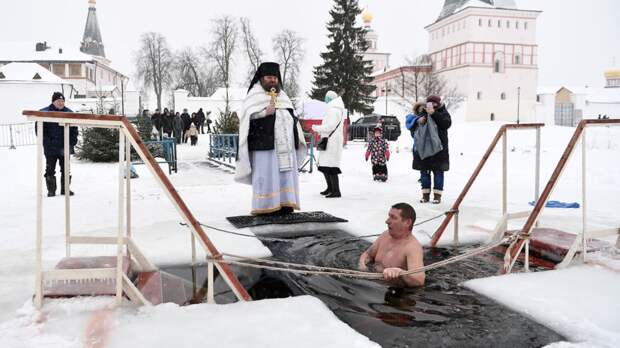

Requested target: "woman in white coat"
[{"left": 312, "top": 90, "right": 345, "bottom": 198}]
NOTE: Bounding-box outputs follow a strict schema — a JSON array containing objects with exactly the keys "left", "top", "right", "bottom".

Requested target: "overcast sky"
[{"left": 2, "top": 0, "right": 619, "bottom": 95}]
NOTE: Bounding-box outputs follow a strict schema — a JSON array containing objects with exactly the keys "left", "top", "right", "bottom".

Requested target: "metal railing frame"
[
  {"left": 502, "top": 119, "right": 620, "bottom": 273},
  {"left": 25, "top": 110, "right": 251, "bottom": 309},
  {"left": 208, "top": 133, "right": 238, "bottom": 169},
  {"left": 431, "top": 123, "right": 545, "bottom": 256},
  {"left": 0, "top": 122, "right": 36, "bottom": 148}
]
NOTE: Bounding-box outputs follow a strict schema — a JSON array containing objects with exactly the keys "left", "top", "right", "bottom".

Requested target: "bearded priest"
[{"left": 235, "top": 62, "right": 307, "bottom": 215}]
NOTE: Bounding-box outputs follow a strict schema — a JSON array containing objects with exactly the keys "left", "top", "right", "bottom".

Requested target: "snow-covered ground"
[{"left": 0, "top": 122, "right": 618, "bottom": 347}]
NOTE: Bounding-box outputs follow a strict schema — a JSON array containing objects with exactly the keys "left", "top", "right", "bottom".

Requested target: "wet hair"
[{"left": 391, "top": 202, "right": 416, "bottom": 230}]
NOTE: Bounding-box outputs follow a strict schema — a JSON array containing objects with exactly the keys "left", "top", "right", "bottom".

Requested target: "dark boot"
[
  {"left": 420, "top": 192, "right": 430, "bottom": 203},
  {"left": 320, "top": 172, "right": 332, "bottom": 195},
  {"left": 60, "top": 175, "right": 74, "bottom": 196},
  {"left": 326, "top": 175, "right": 341, "bottom": 198},
  {"left": 432, "top": 192, "right": 442, "bottom": 204},
  {"left": 45, "top": 175, "right": 56, "bottom": 197}
]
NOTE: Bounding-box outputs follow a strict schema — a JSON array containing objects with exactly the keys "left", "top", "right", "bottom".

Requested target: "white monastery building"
[{"left": 426, "top": 0, "right": 541, "bottom": 122}]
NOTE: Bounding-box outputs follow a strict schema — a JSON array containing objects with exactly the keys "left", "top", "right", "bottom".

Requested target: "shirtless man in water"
[{"left": 358, "top": 203, "right": 425, "bottom": 287}]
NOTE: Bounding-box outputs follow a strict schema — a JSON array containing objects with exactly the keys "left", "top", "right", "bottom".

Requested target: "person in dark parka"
[
  {"left": 36, "top": 92, "right": 78, "bottom": 197},
  {"left": 181, "top": 109, "right": 192, "bottom": 142},
  {"left": 411, "top": 95, "right": 452, "bottom": 204},
  {"left": 172, "top": 112, "right": 184, "bottom": 144},
  {"left": 162, "top": 108, "right": 173, "bottom": 137},
  {"left": 196, "top": 108, "right": 206, "bottom": 134}
]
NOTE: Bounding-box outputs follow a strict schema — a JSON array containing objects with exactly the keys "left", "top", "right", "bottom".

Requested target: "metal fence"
[
  {"left": 0, "top": 122, "right": 36, "bottom": 148},
  {"left": 208, "top": 134, "right": 239, "bottom": 168}
]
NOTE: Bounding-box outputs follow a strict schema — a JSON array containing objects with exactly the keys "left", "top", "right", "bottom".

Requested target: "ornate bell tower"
[{"left": 80, "top": 0, "right": 106, "bottom": 58}]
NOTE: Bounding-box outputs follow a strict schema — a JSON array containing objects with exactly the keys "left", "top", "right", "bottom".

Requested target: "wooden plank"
[{"left": 43, "top": 268, "right": 117, "bottom": 281}]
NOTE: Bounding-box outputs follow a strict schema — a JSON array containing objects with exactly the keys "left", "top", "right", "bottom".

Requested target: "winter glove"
[
  {"left": 386, "top": 150, "right": 390, "bottom": 161},
  {"left": 365, "top": 151, "right": 370, "bottom": 161}
]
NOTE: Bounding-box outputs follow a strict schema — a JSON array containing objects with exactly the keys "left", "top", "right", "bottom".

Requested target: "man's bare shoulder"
[{"left": 405, "top": 235, "right": 424, "bottom": 253}]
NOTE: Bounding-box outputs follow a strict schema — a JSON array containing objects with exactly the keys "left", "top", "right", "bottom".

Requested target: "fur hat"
[
  {"left": 413, "top": 102, "right": 426, "bottom": 116},
  {"left": 373, "top": 124, "right": 383, "bottom": 132},
  {"left": 426, "top": 95, "right": 441, "bottom": 105}
]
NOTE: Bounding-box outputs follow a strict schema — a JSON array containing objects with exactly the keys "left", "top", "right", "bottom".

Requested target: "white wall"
[{"left": 0, "top": 83, "right": 67, "bottom": 124}]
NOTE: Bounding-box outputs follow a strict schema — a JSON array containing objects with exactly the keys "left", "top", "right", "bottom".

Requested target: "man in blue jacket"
[{"left": 38, "top": 92, "right": 78, "bottom": 197}]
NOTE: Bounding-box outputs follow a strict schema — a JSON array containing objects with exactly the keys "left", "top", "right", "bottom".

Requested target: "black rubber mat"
[{"left": 226, "top": 211, "right": 348, "bottom": 228}]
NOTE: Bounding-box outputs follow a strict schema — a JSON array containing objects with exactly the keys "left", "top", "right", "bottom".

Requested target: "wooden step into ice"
[
  {"left": 44, "top": 256, "right": 131, "bottom": 298},
  {"left": 506, "top": 228, "right": 611, "bottom": 263},
  {"left": 136, "top": 271, "right": 193, "bottom": 305}
]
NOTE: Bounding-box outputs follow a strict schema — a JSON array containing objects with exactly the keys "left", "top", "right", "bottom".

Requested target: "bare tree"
[
  {"left": 205, "top": 15, "right": 238, "bottom": 114},
  {"left": 272, "top": 29, "right": 305, "bottom": 98},
  {"left": 134, "top": 32, "right": 173, "bottom": 110},
  {"left": 390, "top": 54, "right": 464, "bottom": 111},
  {"left": 173, "top": 47, "right": 206, "bottom": 97},
  {"left": 239, "top": 17, "right": 263, "bottom": 84}
]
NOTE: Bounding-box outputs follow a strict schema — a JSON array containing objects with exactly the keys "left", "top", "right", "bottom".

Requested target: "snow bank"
[{"left": 465, "top": 265, "right": 620, "bottom": 348}]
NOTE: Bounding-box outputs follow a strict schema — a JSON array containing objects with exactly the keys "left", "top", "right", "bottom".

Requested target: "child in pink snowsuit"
[{"left": 365, "top": 126, "right": 390, "bottom": 182}]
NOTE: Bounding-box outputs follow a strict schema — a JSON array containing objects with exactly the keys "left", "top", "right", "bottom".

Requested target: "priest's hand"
[{"left": 266, "top": 104, "right": 276, "bottom": 116}]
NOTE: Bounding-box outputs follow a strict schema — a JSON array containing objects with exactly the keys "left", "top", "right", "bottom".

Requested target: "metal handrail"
[
  {"left": 431, "top": 123, "right": 545, "bottom": 247},
  {"left": 501, "top": 119, "right": 620, "bottom": 273}
]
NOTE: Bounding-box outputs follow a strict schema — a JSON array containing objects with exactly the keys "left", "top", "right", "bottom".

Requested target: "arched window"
[
  {"left": 516, "top": 21, "right": 520, "bottom": 29},
  {"left": 477, "top": 91, "right": 482, "bottom": 100},
  {"left": 524, "top": 22, "right": 528, "bottom": 30},
  {"left": 488, "top": 19, "right": 492, "bottom": 27},
  {"left": 515, "top": 54, "right": 521, "bottom": 65},
  {"left": 501, "top": 92, "right": 506, "bottom": 100},
  {"left": 479, "top": 18, "right": 483, "bottom": 26},
  {"left": 507, "top": 20, "right": 510, "bottom": 28},
  {"left": 498, "top": 20, "right": 502, "bottom": 28},
  {"left": 490, "top": 113, "right": 495, "bottom": 121}
]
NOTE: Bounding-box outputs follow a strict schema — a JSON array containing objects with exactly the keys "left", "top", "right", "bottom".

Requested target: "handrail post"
[
  {"left": 581, "top": 127, "right": 587, "bottom": 262},
  {"left": 116, "top": 131, "right": 125, "bottom": 306},
  {"left": 207, "top": 260, "right": 215, "bottom": 304},
  {"left": 35, "top": 121, "right": 43, "bottom": 309},
  {"left": 535, "top": 128, "right": 541, "bottom": 227},
  {"left": 125, "top": 135, "right": 132, "bottom": 258},
  {"left": 502, "top": 130, "right": 507, "bottom": 216},
  {"left": 64, "top": 124, "right": 71, "bottom": 257},
  {"left": 453, "top": 211, "right": 459, "bottom": 245},
  {"left": 9, "top": 124, "right": 16, "bottom": 149}
]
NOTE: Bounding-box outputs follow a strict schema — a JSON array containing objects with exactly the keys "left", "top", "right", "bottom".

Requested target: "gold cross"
[{"left": 267, "top": 87, "right": 278, "bottom": 106}]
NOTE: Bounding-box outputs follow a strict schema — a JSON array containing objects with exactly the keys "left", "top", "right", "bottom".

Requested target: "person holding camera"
[
  {"left": 411, "top": 95, "right": 452, "bottom": 204},
  {"left": 312, "top": 90, "right": 345, "bottom": 198}
]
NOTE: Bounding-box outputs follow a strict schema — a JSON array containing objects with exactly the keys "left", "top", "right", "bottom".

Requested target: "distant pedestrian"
[
  {"left": 365, "top": 125, "right": 390, "bottom": 182},
  {"left": 162, "top": 108, "right": 173, "bottom": 137},
  {"left": 196, "top": 108, "right": 206, "bottom": 134},
  {"left": 188, "top": 123, "right": 199, "bottom": 146},
  {"left": 151, "top": 108, "right": 163, "bottom": 140},
  {"left": 173, "top": 112, "right": 183, "bottom": 144},
  {"left": 206, "top": 113, "right": 213, "bottom": 133},
  {"left": 411, "top": 95, "right": 452, "bottom": 204},
  {"left": 181, "top": 108, "right": 192, "bottom": 142}
]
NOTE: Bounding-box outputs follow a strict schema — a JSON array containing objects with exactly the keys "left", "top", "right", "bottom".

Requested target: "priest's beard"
[{"left": 260, "top": 80, "right": 280, "bottom": 93}]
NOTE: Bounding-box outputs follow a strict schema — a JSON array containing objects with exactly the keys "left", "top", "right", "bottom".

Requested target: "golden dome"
[
  {"left": 89, "top": 0, "right": 96, "bottom": 5},
  {"left": 605, "top": 69, "right": 620, "bottom": 79},
  {"left": 362, "top": 8, "right": 373, "bottom": 23}
]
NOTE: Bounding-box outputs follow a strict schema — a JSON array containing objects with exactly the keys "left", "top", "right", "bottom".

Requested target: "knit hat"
[
  {"left": 373, "top": 124, "right": 382, "bottom": 132},
  {"left": 52, "top": 92, "right": 65, "bottom": 102},
  {"left": 426, "top": 95, "right": 441, "bottom": 105}
]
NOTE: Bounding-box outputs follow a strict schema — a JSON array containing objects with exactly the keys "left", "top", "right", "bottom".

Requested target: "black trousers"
[{"left": 45, "top": 155, "right": 67, "bottom": 178}]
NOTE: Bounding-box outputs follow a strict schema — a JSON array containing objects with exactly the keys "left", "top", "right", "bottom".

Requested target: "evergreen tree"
[
  {"left": 310, "top": 0, "right": 375, "bottom": 115},
  {"left": 214, "top": 110, "right": 239, "bottom": 134},
  {"left": 76, "top": 127, "right": 119, "bottom": 162},
  {"left": 76, "top": 108, "right": 119, "bottom": 162}
]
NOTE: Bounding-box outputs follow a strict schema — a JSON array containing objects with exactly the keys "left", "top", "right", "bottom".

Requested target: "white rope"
[{"left": 208, "top": 235, "right": 517, "bottom": 279}]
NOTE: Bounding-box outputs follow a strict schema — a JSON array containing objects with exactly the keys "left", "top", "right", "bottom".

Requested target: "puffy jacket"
[{"left": 37, "top": 104, "right": 78, "bottom": 157}]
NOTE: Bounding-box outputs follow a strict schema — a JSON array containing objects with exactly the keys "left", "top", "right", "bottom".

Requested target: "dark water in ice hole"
[{"left": 161, "top": 229, "right": 564, "bottom": 347}]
